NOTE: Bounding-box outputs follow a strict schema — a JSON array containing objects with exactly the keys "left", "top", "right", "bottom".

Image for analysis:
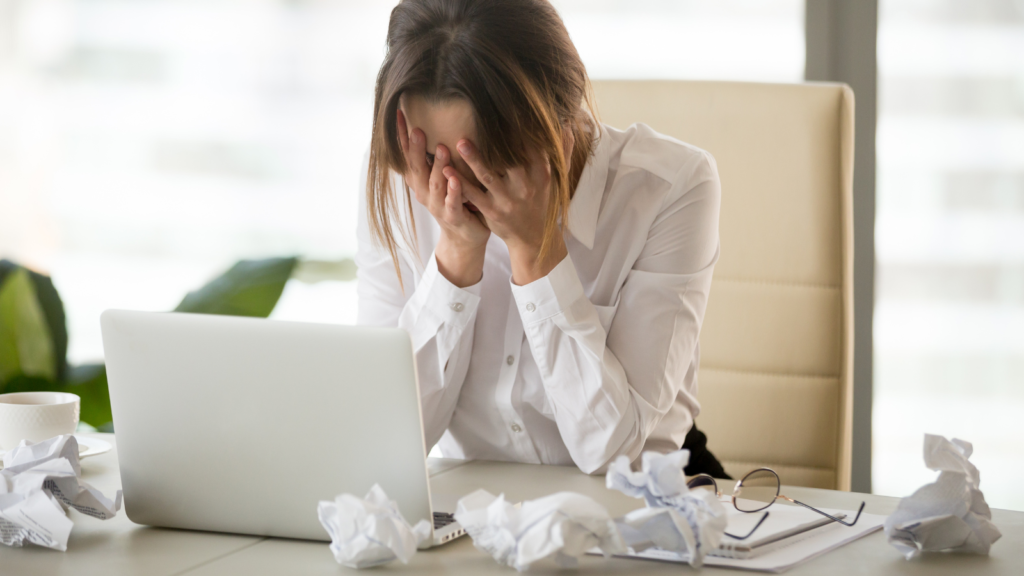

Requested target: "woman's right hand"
[{"left": 398, "top": 109, "right": 490, "bottom": 287}]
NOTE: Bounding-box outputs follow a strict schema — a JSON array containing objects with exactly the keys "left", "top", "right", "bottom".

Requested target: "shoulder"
[{"left": 604, "top": 122, "right": 719, "bottom": 205}]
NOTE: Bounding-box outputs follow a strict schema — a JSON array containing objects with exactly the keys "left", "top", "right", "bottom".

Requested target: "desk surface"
[{"left": 2, "top": 433, "right": 1021, "bottom": 575}]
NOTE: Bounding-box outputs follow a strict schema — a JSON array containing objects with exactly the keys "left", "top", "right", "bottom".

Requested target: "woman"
[{"left": 356, "top": 0, "right": 725, "bottom": 476}]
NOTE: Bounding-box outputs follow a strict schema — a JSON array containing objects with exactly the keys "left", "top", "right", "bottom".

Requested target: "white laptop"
[{"left": 100, "top": 309, "right": 465, "bottom": 545}]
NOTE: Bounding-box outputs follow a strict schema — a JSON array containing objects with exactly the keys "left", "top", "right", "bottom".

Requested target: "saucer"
[{"left": 76, "top": 435, "right": 113, "bottom": 459}]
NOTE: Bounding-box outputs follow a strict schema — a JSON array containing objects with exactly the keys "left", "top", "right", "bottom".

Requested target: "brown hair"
[{"left": 367, "top": 0, "right": 598, "bottom": 277}]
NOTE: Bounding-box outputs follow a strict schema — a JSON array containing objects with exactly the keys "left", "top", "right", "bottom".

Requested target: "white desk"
[{"left": 3, "top": 433, "right": 1021, "bottom": 575}]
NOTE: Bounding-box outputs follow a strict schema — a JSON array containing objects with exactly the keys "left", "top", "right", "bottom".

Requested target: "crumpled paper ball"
[
  {"left": 607, "top": 449, "right": 727, "bottom": 566},
  {"left": 3, "top": 433, "right": 82, "bottom": 475},
  {"left": 1, "top": 435, "right": 122, "bottom": 551},
  {"left": 317, "top": 484, "right": 431, "bottom": 568},
  {"left": 884, "top": 434, "right": 1002, "bottom": 559},
  {"left": 454, "top": 489, "right": 626, "bottom": 571},
  {"left": 607, "top": 449, "right": 693, "bottom": 509}
]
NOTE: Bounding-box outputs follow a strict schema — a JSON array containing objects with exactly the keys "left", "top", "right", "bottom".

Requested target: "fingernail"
[
  {"left": 411, "top": 131, "right": 420, "bottom": 144},
  {"left": 436, "top": 146, "right": 445, "bottom": 158},
  {"left": 449, "top": 177, "right": 459, "bottom": 189},
  {"left": 457, "top": 141, "right": 470, "bottom": 155}
]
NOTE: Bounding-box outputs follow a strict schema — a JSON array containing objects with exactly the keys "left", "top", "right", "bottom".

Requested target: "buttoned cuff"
[
  {"left": 416, "top": 252, "right": 482, "bottom": 331},
  {"left": 509, "top": 253, "right": 586, "bottom": 325}
]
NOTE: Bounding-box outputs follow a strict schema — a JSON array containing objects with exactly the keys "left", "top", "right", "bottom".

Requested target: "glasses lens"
[
  {"left": 734, "top": 469, "right": 780, "bottom": 512},
  {"left": 687, "top": 474, "right": 718, "bottom": 492}
]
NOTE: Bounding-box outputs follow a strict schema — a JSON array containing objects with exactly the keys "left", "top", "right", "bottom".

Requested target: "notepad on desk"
[{"left": 623, "top": 503, "right": 887, "bottom": 573}]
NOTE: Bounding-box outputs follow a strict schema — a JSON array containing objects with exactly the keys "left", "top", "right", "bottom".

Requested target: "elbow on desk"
[{"left": 571, "top": 422, "right": 649, "bottom": 476}]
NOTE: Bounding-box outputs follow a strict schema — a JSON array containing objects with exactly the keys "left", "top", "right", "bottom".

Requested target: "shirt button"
[
  {"left": 525, "top": 303, "right": 536, "bottom": 312},
  {"left": 506, "top": 355, "right": 514, "bottom": 365},
  {"left": 511, "top": 423, "right": 522, "bottom": 433},
  {"left": 450, "top": 302, "right": 464, "bottom": 312}
]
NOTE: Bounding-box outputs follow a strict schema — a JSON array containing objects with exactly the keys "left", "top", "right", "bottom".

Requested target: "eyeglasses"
[{"left": 686, "top": 468, "right": 865, "bottom": 540}]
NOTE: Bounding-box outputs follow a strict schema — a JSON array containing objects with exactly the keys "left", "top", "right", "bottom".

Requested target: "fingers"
[
  {"left": 443, "top": 167, "right": 493, "bottom": 214},
  {"left": 456, "top": 139, "right": 502, "bottom": 191},
  {"left": 508, "top": 148, "right": 551, "bottom": 200},
  {"left": 408, "top": 128, "right": 428, "bottom": 176},
  {"left": 428, "top": 144, "right": 451, "bottom": 210},
  {"left": 396, "top": 108, "right": 409, "bottom": 153},
  {"left": 444, "top": 171, "right": 464, "bottom": 217},
  {"left": 443, "top": 173, "right": 490, "bottom": 231},
  {"left": 398, "top": 109, "right": 430, "bottom": 200}
]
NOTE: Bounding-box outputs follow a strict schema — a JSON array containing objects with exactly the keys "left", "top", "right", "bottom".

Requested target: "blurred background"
[
  {"left": 873, "top": 1, "right": 1024, "bottom": 511},
  {"left": 0, "top": 0, "right": 1021, "bottom": 509}
]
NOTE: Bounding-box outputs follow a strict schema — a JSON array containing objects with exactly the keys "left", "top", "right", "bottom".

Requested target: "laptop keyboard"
[{"left": 433, "top": 512, "right": 456, "bottom": 529}]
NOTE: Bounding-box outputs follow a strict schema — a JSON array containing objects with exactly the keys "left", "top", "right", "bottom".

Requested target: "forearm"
[
  {"left": 435, "top": 233, "right": 486, "bottom": 288},
  {"left": 525, "top": 315, "right": 652, "bottom": 474},
  {"left": 508, "top": 235, "right": 568, "bottom": 287},
  {"left": 409, "top": 318, "right": 478, "bottom": 448},
  {"left": 397, "top": 252, "right": 483, "bottom": 446},
  {"left": 511, "top": 254, "right": 669, "bottom": 474}
]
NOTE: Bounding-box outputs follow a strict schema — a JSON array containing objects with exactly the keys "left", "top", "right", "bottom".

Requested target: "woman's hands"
[
  {"left": 444, "top": 139, "right": 569, "bottom": 286},
  {"left": 397, "top": 109, "right": 489, "bottom": 288}
]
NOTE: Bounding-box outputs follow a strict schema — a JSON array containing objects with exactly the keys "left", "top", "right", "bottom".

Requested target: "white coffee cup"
[{"left": 0, "top": 392, "right": 81, "bottom": 451}]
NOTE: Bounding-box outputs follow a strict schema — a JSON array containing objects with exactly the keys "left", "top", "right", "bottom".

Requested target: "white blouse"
[{"left": 355, "top": 122, "right": 721, "bottom": 474}]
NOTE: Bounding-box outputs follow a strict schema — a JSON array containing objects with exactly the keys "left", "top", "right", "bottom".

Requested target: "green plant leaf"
[
  {"left": 1, "top": 374, "right": 61, "bottom": 393},
  {"left": 291, "top": 258, "right": 357, "bottom": 283},
  {"left": 174, "top": 257, "right": 298, "bottom": 318},
  {"left": 67, "top": 363, "right": 112, "bottom": 428},
  {"left": 0, "top": 268, "right": 56, "bottom": 386},
  {"left": 0, "top": 260, "right": 69, "bottom": 382}
]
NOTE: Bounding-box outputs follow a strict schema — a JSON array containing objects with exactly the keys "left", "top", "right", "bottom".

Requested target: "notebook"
[
  {"left": 712, "top": 504, "right": 846, "bottom": 559},
  {"left": 621, "top": 502, "right": 886, "bottom": 573}
]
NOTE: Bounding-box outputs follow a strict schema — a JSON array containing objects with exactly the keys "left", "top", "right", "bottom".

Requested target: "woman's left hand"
[{"left": 443, "top": 139, "right": 569, "bottom": 285}]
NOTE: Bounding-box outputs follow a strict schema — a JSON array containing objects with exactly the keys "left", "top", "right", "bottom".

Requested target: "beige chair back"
[{"left": 592, "top": 81, "right": 855, "bottom": 490}]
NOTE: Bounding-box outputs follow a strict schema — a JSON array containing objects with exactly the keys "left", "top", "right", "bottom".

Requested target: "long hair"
[{"left": 367, "top": 0, "right": 598, "bottom": 279}]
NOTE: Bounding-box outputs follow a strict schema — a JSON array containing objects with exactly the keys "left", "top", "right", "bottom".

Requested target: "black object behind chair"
[{"left": 682, "top": 422, "right": 731, "bottom": 479}]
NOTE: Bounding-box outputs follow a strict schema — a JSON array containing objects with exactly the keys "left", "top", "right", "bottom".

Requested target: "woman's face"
[{"left": 398, "top": 94, "right": 485, "bottom": 192}]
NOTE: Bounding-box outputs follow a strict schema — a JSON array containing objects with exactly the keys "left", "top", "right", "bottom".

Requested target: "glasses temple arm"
[
  {"left": 786, "top": 497, "right": 865, "bottom": 527},
  {"left": 723, "top": 511, "right": 770, "bottom": 540}
]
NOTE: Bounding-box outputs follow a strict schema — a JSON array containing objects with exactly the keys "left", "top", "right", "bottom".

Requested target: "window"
[
  {"left": 0, "top": 0, "right": 399, "bottom": 362},
  {"left": 874, "top": 0, "right": 1024, "bottom": 510},
  {"left": 554, "top": 0, "right": 804, "bottom": 82}
]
